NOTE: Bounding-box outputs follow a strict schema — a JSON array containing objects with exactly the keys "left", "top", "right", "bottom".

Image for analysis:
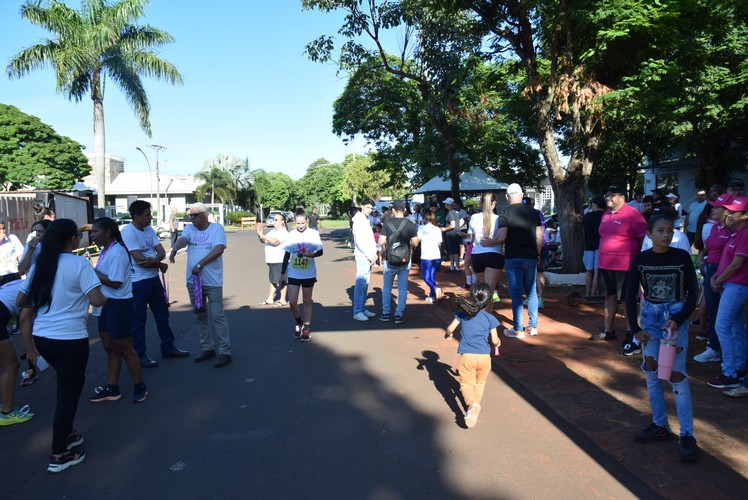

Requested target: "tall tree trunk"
[{"left": 93, "top": 96, "right": 106, "bottom": 209}]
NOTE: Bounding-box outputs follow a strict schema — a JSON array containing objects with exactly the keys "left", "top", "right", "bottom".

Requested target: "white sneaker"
[
  {"left": 693, "top": 347, "right": 721, "bottom": 363},
  {"left": 504, "top": 328, "right": 526, "bottom": 339},
  {"left": 353, "top": 312, "right": 369, "bottom": 322},
  {"left": 363, "top": 310, "right": 376, "bottom": 318},
  {"left": 425, "top": 297, "right": 434, "bottom": 304},
  {"left": 526, "top": 327, "right": 538, "bottom": 336},
  {"left": 464, "top": 402, "right": 481, "bottom": 428}
]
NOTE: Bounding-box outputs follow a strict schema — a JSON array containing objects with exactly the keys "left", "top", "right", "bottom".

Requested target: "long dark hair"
[
  {"left": 455, "top": 282, "right": 493, "bottom": 319},
  {"left": 28, "top": 218, "right": 78, "bottom": 313},
  {"left": 93, "top": 217, "right": 132, "bottom": 264}
]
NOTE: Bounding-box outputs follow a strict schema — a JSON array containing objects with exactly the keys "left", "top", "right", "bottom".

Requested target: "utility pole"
[
  {"left": 135, "top": 147, "right": 154, "bottom": 214},
  {"left": 148, "top": 144, "right": 166, "bottom": 222}
]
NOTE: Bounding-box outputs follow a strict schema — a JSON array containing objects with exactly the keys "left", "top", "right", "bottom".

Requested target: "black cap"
[
  {"left": 729, "top": 178, "right": 745, "bottom": 188},
  {"left": 607, "top": 184, "right": 626, "bottom": 195},
  {"left": 392, "top": 200, "right": 406, "bottom": 211},
  {"left": 652, "top": 188, "right": 665, "bottom": 195}
]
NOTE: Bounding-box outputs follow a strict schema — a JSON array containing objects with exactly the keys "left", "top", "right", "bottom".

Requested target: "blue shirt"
[{"left": 456, "top": 310, "right": 500, "bottom": 354}]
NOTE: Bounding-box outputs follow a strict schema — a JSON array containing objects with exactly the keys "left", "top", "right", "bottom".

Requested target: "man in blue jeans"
[
  {"left": 352, "top": 199, "right": 378, "bottom": 322},
  {"left": 122, "top": 201, "right": 189, "bottom": 367},
  {"left": 378, "top": 200, "right": 419, "bottom": 324},
  {"left": 497, "top": 183, "right": 543, "bottom": 338}
]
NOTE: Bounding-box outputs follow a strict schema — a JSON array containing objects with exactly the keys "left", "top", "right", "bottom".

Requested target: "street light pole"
[
  {"left": 148, "top": 144, "right": 166, "bottom": 222},
  {"left": 135, "top": 147, "right": 154, "bottom": 215}
]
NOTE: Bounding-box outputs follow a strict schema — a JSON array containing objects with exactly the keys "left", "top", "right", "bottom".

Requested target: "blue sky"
[{"left": 0, "top": 1, "right": 362, "bottom": 179}]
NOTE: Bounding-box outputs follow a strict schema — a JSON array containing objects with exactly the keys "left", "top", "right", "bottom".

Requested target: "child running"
[
  {"left": 444, "top": 282, "right": 500, "bottom": 428},
  {"left": 625, "top": 214, "right": 700, "bottom": 461}
]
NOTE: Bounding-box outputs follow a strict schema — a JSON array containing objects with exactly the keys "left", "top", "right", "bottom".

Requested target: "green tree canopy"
[
  {"left": 0, "top": 103, "right": 90, "bottom": 190},
  {"left": 194, "top": 167, "right": 236, "bottom": 205},
  {"left": 251, "top": 170, "right": 295, "bottom": 210},
  {"left": 295, "top": 158, "right": 346, "bottom": 209}
]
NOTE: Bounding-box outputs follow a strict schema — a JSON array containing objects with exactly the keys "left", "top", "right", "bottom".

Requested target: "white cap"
[
  {"left": 443, "top": 197, "right": 455, "bottom": 205},
  {"left": 506, "top": 183, "right": 523, "bottom": 196},
  {"left": 666, "top": 192, "right": 678, "bottom": 199}
]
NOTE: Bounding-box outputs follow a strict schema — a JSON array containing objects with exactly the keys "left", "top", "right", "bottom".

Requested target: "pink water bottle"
[{"left": 658, "top": 327, "right": 676, "bottom": 380}]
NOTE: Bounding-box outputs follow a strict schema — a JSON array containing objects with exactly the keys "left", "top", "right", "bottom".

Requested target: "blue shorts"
[
  {"left": 583, "top": 250, "right": 598, "bottom": 271},
  {"left": 98, "top": 298, "right": 134, "bottom": 340}
]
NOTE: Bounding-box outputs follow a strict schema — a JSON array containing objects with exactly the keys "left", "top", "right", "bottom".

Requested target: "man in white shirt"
[
  {"left": 170, "top": 203, "right": 232, "bottom": 368},
  {"left": 122, "top": 201, "right": 189, "bottom": 367},
  {"left": 627, "top": 190, "right": 645, "bottom": 212},
  {"left": 352, "top": 199, "right": 377, "bottom": 321},
  {"left": 683, "top": 189, "right": 707, "bottom": 245}
]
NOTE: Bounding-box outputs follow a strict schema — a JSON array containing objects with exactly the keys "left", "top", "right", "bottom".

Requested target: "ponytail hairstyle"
[
  {"left": 481, "top": 192, "right": 497, "bottom": 238},
  {"left": 93, "top": 217, "right": 132, "bottom": 265},
  {"left": 454, "top": 281, "right": 493, "bottom": 320},
  {"left": 28, "top": 218, "right": 78, "bottom": 313}
]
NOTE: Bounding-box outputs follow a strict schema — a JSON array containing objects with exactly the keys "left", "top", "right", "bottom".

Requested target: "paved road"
[{"left": 5, "top": 228, "right": 653, "bottom": 499}]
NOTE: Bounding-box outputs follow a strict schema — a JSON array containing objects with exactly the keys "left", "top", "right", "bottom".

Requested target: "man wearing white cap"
[{"left": 666, "top": 193, "right": 684, "bottom": 230}]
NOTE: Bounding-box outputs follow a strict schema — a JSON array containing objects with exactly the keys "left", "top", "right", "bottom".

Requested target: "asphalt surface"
[{"left": 5, "top": 228, "right": 656, "bottom": 499}]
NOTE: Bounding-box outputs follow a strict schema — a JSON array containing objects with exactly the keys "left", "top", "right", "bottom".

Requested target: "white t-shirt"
[
  {"left": 468, "top": 213, "right": 503, "bottom": 255},
  {"left": 0, "top": 279, "right": 23, "bottom": 316},
  {"left": 181, "top": 223, "right": 227, "bottom": 286},
  {"left": 21, "top": 254, "right": 101, "bottom": 340},
  {"left": 121, "top": 223, "right": 161, "bottom": 282},
  {"left": 418, "top": 223, "right": 443, "bottom": 260},
  {"left": 0, "top": 234, "right": 23, "bottom": 275},
  {"left": 641, "top": 229, "right": 692, "bottom": 254},
  {"left": 264, "top": 227, "right": 288, "bottom": 264},
  {"left": 687, "top": 200, "right": 707, "bottom": 233},
  {"left": 282, "top": 228, "right": 322, "bottom": 280},
  {"left": 95, "top": 242, "right": 133, "bottom": 299}
]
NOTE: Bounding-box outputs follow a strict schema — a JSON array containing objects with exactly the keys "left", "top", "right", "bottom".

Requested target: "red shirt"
[
  {"left": 718, "top": 226, "right": 748, "bottom": 286},
  {"left": 598, "top": 203, "right": 647, "bottom": 271},
  {"left": 706, "top": 224, "right": 732, "bottom": 265}
]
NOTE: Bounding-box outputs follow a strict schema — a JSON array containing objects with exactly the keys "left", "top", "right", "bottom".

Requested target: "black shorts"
[
  {"left": 599, "top": 269, "right": 628, "bottom": 302},
  {"left": 288, "top": 277, "right": 317, "bottom": 288},
  {"left": 0, "top": 302, "right": 11, "bottom": 341},
  {"left": 471, "top": 253, "right": 505, "bottom": 273},
  {"left": 446, "top": 234, "right": 461, "bottom": 255},
  {"left": 268, "top": 263, "right": 284, "bottom": 284},
  {"left": 97, "top": 298, "right": 134, "bottom": 340}
]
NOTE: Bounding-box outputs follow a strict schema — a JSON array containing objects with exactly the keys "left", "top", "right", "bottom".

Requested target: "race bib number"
[{"left": 292, "top": 255, "right": 311, "bottom": 270}]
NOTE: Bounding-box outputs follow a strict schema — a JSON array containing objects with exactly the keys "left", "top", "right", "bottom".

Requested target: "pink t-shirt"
[
  {"left": 718, "top": 226, "right": 748, "bottom": 285},
  {"left": 598, "top": 203, "right": 647, "bottom": 271},
  {"left": 706, "top": 224, "right": 732, "bottom": 265}
]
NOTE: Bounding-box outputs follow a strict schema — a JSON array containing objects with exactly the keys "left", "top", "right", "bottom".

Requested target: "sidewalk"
[{"left": 416, "top": 253, "right": 748, "bottom": 499}]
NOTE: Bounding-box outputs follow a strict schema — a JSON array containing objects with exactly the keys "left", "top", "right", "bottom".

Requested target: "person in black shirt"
[
  {"left": 625, "top": 215, "right": 700, "bottom": 462},
  {"left": 583, "top": 197, "right": 605, "bottom": 296},
  {"left": 308, "top": 207, "right": 322, "bottom": 231}
]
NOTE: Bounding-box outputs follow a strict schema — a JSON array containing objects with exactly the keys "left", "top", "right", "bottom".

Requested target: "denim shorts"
[
  {"left": 98, "top": 298, "right": 134, "bottom": 340},
  {"left": 583, "top": 250, "right": 598, "bottom": 271}
]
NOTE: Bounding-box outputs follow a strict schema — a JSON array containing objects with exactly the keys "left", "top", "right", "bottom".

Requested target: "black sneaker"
[
  {"left": 132, "top": 383, "right": 148, "bottom": 404},
  {"left": 394, "top": 316, "right": 404, "bottom": 324},
  {"left": 379, "top": 314, "right": 391, "bottom": 322},
  {"left": 634, "top": 423, "right": 673, "bottom": 443},
  {"left": 66, "top": 433, "right": 84, "bottom": 451},
  {"left": 47, "top": 448, "right": 86, "bottom": 473},
  {"left": 622, "top": 342, "right": 641, "bottom": 356},
  {"left": 89, "top": 385, "right": 122, "bottom": 403},
  {"left": 679, "top": 435, "right": 699, "bottom": 462},
  {"left": 707, "top": 374, "right": 741, "bottom": 389}
]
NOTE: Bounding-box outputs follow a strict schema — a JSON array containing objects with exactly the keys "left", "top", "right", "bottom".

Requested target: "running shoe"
[
  {"left": 0, "top": 405, "right": 34, "bottom": 426},
  {"left": 524, "top": 326, "right": 538, "bottom": 336},
  {"left": 679, "top": 435, "right": 700, "bottom": 462},
  {"left": 504, "top": 328, "right": 526, "bottom": 339},
  {"left": 464, "top": 402, "right": 481, "bottom": 428},
  {"left": 132, "top": 383, "right": 148, "bottom": 404},
  {"left": 394, "top": 316, "right": 404, "bottom": 324},
  {"left": 379, "top": 313, "right": 391, "bottom": 322},
  {"left": 693, "top": 347, "right": 721, "bottom": 363},
  {"left": 66, "top": 433, "right": 84, "bottom": 450},
  {"left": 89, "top": 385, "right": 122, "bottom": 403},
  {"left": 300, "top": 327, "right": 311, "bottom": 342},
  {"left": 47, "top": 449, "right": 86, "bottom": 473},
  {"left": 293, "top": 324, "right": 302, "bottom": 339},
  {"left": 634, "top": 423, "right": 673, "bottom": 443},
  {"left": 707, "top": 374, "right": 741, "bottom": 389}
]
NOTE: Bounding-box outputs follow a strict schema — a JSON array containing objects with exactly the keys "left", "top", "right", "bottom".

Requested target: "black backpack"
[{"left": 385, "top": 218, "right": 410, "bottom": 266}]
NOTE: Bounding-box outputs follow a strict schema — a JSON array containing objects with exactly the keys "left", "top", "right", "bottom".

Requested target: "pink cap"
[
  {"left": 722, "top": 196, "right": 748, "bottom": 211},
  {"left": 709, "top": 193, "right": 735, "bottom": 207}
]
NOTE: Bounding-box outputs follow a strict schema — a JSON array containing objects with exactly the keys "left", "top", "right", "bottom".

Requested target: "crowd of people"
[
  {"left": 0, "top": 201, "right": 230, "bottom": 474},
  {"left": 2, "top": 177, "right": 747, "bottom": 471}
]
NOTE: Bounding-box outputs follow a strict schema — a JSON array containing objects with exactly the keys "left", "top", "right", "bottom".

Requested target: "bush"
[
  {"left": 463, "top": 199, "right": 481, "bottom": 212},
  {"left": 226, "top": 211, "right": 256, "bottom": 225}
]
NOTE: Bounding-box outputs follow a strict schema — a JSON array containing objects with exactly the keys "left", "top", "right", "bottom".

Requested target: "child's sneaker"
[
  {"left": 504, "top": 328, "right": 526, "bottom": 339},
  {"left": 634, "top": 423, "right": 673, "bottom": 443},
  {"left": 679, "top": 435, "right": 699, "bottom": 462},
  {"left": 525, "top": 326, "right": 538, "bottom": 336},
  {"left": 300, "top": 326, "right": 311, "bottom": 342},
  {"left": 132, "top": 383, "right": 148, "bottom": 404},
  {"left": 464, "top": 402, "right": 481, "bottom": 428},
  {"left": 89, "top": 385, "right": 122, "bottom": 403},
  {"left": 47, "top": 448, "right": 86, "bottom": 473},
  {"left": 0, "top": 405, "right": 34, "bottom": 426}
]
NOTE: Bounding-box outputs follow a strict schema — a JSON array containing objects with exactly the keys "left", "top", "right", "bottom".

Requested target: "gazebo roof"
[{"left": 413, "top": 167, "right": 508, "bottom": 193}]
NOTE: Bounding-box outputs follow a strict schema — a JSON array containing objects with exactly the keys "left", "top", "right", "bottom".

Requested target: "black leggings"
[{"left": 34, "top": 336, "right": 89, "bottom": 454}]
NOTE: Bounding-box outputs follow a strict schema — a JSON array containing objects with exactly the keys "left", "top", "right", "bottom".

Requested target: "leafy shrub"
[{"left": 226, "top": 211, "right": 256, "bottom": 225}]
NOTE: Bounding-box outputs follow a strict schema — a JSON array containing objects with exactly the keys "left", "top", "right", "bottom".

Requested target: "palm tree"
[
  {"left": 6, "top": 0, "right": 183, "bottom": 208},
  {"left": 194, "top": 167, "right": 236, "bottom": 206}
]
